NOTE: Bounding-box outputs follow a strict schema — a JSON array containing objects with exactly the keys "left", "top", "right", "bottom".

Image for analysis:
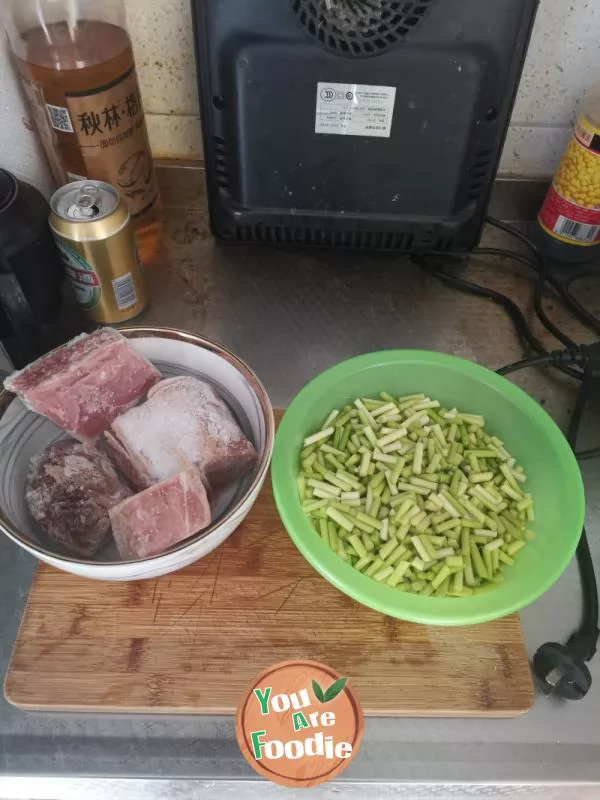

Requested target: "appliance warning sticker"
[{"left": 315, "top": 82, "right": 396, "bottom": 138}]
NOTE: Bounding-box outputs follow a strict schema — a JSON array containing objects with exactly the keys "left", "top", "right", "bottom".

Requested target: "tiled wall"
[{"left": 127, "top": 0, "right": 599, "bottom": 176}]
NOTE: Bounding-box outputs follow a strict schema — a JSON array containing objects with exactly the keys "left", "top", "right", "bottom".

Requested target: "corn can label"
[{"left": 538, "top": 113, "right": 600, "bottom": 246}]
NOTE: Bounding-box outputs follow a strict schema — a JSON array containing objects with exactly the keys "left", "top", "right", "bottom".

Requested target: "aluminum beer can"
[{"left": 49, "top": 180, "right": 148, "bottom": 323}]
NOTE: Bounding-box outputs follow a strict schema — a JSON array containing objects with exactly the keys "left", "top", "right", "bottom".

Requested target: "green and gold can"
[{"left": 49, "top": 180, "right": 148, "bottom": 323}]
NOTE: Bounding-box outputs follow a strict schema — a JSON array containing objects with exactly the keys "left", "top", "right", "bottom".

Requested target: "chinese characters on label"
[
  {"left": 66, "top": 69, "right": 159, "bottom": 217},
  {"left": 77, "top": 87, "right": 143, "bottom": 148}
]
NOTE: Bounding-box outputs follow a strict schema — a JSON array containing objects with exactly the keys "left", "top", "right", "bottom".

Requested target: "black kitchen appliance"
[
  {"left": 192, "top": 0, "right": 539, "bottom": 253},
  {"left": 0, "top": 169, "right": 63, "bottom": 369}
]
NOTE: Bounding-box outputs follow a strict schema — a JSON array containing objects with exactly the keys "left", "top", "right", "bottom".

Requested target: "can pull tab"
[{"left": 68, "top": 184, "right": 102, "bottom": 219}]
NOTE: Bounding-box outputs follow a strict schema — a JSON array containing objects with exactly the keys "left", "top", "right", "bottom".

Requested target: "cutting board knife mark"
[
  {"left": 69, "top": 604, "right": 87, "bottom": 636},
  {"left": 210, "top": 551, "right": 224, "bottom": 604},
  {"left": 127, "top": 637, "right": 146, "bottom": 671}
]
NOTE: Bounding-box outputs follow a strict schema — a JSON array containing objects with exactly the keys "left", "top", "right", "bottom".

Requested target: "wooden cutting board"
[{"left": 5, "top": 460, "right": 534, "bottom": 716}]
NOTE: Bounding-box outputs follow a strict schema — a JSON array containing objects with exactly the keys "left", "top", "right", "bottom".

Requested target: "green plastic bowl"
[{"left": 272, "top": 350, "right": 585, "bottom": 626}]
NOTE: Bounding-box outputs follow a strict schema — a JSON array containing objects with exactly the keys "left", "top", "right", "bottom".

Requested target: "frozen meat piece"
[
  {"left": 7, "top": 329, "right": 117, "bottom": 393},
  {"left": 108, "top": 376, "right": 257, "bottom": 490},
  {"left": 109, "top": 468, "right": 211, "bottom": 560},
  {"left": 4, "top": 328, "right": 160, "bottom": 442},
  {"left": 104, "top": 430, "right": 153, "bottom": 491},
  {"left": 26, "top": 439, "right": 132, "bottom": 557}
]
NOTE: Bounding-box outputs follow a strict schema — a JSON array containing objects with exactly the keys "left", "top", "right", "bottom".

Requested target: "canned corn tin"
[
  {"left": 538, "top": 113, "right": 600, "bottom": 249},
  {"left": 49, "top": 180, "right": 148, "bottom": 323}
]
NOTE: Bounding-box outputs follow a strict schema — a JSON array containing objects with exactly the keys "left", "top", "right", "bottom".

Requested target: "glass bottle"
[{"left": 2, "top": 0, "right": 162, "bottom": 265}]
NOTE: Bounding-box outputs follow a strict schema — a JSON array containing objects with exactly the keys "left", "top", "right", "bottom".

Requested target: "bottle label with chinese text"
[{"left": 23, "top": 64, "right": 159, "bottom": 219}]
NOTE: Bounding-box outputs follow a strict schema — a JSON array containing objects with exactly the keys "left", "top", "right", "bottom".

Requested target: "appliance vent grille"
[
  {"left": 233, "top": 224, "right": 422, "bottom": 250},
  {"left": 465, "top": 148, "right": 493, "bottom": 201},
  {"left": 212, "top": 136, "right": 230, "bottom": 190},
  {"left": 434, "top": 236, "right": 454, "bottom": 252},
  {"left": 291, "top": 0, "right": 435, "bottom": 56}
]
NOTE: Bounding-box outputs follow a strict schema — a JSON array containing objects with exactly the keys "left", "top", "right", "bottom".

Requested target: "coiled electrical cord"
[
  {"left": 414, "top": 258, "right": 584, "bottom": 381},
  {"left": 498, "top": 355, "right": 598, "bottom": 699},
  {"left": 486, "top": 215, "right": 600, "bottom": 341},
  {"left": 414, "top": 217, "right": 600, "bottom": 700}
]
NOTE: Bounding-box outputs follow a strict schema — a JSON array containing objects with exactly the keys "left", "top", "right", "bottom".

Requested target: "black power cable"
[
  {"left": 478, "top": 242, "right": 600, "bottom": 341},
  {"left": 497, "top": 344, "right": 600, "bottom": 377},
  {"left": 497, "top": 355, "right": 598, "bottom": 698},
  {"left": 418, "top": 216, "right": 600, "bottom": 700},
  {"left": 485, "top": 215, "right": 539, "bottom": 257},
  {"left": 420, "top": 265, "right": 543, "bottom": 353},
  {"left": 532, "top": 367, "right": 598, "bottom": 699},
  {"left": 415, "top": 259, "right": 584, "bottom": 381},
  {"left": 485, "top": 215, "right": 600, "bottom": 340},
  {"left": 561, "top": 271, "right": 600, "bottom": 338},
  {"left": 484, "top": 215, "right": 579, "bottom": 349},
  {"left": 534, "top": 259, "right": 578, "bottom": 349},
  {"left": 418, "top": 213, "right": 600, "bottom": 381},
  {"left": 566, "top": 370, "right": 598, "bottom": 658},
  {"left": 474, "top": 247, "right": 549, "bottom": 274},
  {"left": 497, "top": 355, "right": 555, "bottom": 376},
  {"left": 578, "top": 446, "right": 600, "bottom": 461}
]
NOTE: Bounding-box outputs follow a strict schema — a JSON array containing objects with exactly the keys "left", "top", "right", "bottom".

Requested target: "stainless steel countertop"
[{"left": 1, "top": 169, "right": 600, "bottom": 798}]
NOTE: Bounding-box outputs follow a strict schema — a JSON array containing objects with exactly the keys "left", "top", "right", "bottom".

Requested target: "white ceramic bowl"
[{"left": 0, "top": 327, "right": 274, "bottom": 581}]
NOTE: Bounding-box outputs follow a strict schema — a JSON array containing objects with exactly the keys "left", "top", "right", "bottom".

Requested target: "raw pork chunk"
[
  {"left": 4, "top": 328, "right": 160, "bottom": 442},
  {"left": 109, "top": 468, "right": 211, "bottom": 559},
  {"left": 106, "top": 376, "right": 258, "bottom": 490},
  {"left": 26, "top": 439, "right": 132, "bottom": 556}
]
